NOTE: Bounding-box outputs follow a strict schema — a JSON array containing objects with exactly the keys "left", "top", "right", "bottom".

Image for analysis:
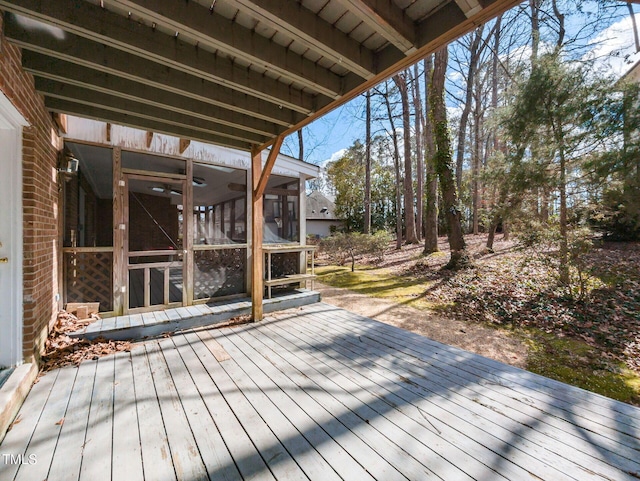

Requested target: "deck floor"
[{"left": 2, "top": 303, "right": 640, "bottom": 481}]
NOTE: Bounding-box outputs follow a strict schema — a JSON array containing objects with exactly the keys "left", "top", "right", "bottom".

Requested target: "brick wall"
[{"left": 0, "top": 13, "right": 62, "bottom": 363}]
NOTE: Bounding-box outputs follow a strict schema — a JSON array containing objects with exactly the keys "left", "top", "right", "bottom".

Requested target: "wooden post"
[
  {"left": 251, "top": 136, "right": 284, "bottom": 321},
  {"left": 112, "top": 147, "right": 125, "bottom": 315},
  {"left": 185, "top": 159, "right": 194, "bottom": 305},
  {"left": 251, "top": 146, "right": 264, "bottom": 321}
]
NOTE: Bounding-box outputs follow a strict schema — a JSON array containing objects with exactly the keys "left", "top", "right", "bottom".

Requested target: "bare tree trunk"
[
  {"left": 412, "top": 63, "right": 424, "bottom": 241},
  {"left": 471, "top": 71, "right": 483, "bottom": 235},
  {"left": 423, "top": 55, "right": 439, "bottom": 254},
  {"left": 455, "top": 26, "right": 484, "bottom": 194},
  {"left": 557, "top": 134, "right": 569, "bottom": 287},
  {"left": 297, "top": 129, "right": 304, "bottom": 160},
  {"left": 551, "top": 0, "right": 565, "bottom": 52},
  {"left": 628, "top": 2, "right": 640, "bottom": 53},
  {"left": 384, "top": 81, "right": 403, "bottom": 249},
  {"left": 394, "top": 72, "right": 419, "bottom": 244},
  {"left": 364, "top": 91, "right": 372, "bottom": 234},
  {"left": 430, "top": 47, "right": 469, "bottom": 269},
  {"left": 530, "top": 0, "right": 540, "bottom": 63}
]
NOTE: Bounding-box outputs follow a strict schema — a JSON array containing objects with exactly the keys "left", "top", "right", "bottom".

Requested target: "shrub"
[{"left": 320, "top": 231, "right": 392, "bottom": 271}]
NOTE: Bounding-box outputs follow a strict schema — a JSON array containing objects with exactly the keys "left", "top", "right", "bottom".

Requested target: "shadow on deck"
[{"left": 2, "top": 302, "right": 639, "bottom": 481}]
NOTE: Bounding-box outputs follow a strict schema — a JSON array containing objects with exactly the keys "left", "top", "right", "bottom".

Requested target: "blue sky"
[{"left": 286, "top": 3, "right": 640, "bottom": 168}]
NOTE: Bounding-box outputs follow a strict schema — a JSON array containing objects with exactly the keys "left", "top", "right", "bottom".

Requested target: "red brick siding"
[{"left": 0, "top": 14, "right": 62, "bottom": 363}]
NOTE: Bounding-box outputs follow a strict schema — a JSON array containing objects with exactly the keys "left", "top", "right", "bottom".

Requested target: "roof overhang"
[{"left": 1, "top": 0, "right": 521, "bottom": 152}]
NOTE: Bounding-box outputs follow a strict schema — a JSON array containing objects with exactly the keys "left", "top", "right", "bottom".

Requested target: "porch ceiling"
[{"left": 1, "top": 0, "right": 519, "bottom": 152}]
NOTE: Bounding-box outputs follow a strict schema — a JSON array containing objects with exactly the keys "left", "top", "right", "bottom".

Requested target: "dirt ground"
[{"left": 315, "top": 281, "right": 529, "bottom": 369}]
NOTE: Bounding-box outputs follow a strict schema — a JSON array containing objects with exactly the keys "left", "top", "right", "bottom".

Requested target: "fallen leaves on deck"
[{"left": 41, "top": 311, "right": 132, "bottom": 372}]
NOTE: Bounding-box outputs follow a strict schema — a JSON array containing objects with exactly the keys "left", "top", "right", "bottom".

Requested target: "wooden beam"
[
  {"left": 251, "top": 135, "right": 284, "bottom": 321},
  {"left": 230, "top": 0, "right": 377, "bottom": 78},
  {"left": 455, "top": 0, "right": 483, "bottom": 17},
  {"left": 255, "top": 135, "right": 285, "bottom": 198},
  {"left": 2, "top": 11, "right": 317, "bottom": 114},
  {"left": 112, "top": 147, "right": 125, "bottom": 315},
  {"left": 34, "top": 78, "right": 269, "bottom": 144},
  {"left": 251, "top": 146, "right": 264, "bottom": 322},
  {"left": 22, "top": 51, "right": 301, "bottom": 129},
  {"left": 184, "top": 161, "right": 194, "bottom": 306},
  {"left": 52, "top": 112, "right": 67, "bottom": 133},
  {"left": 146, "top": 131, "right": 154, "bottom": 148},
  {"left": 334, "top": 0, "right": 416, "bottom": 53},
  {"left": 106, "top": 122, "right": 111, "bottom": 142},
  {"left": 110, "top": 0, "right": 348, "bottom": 98},
  {"left": 44, "top": 97, "right": 253, "bottom": 151},
  {"left": 259, "top": 0, "right": 521, "bottom": 151},
  {"left": 179, "top": 138, "right": 190, "bottom": 154}
]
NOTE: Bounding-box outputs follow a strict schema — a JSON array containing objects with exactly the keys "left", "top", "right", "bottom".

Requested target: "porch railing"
[{"left": 128, "top": 250, "right": 183, "bottom": 310}]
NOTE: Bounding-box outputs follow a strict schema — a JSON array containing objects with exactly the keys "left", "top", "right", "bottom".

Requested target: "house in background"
[{"left": 306, "top": 190, "right": 343, "bottom": 239}]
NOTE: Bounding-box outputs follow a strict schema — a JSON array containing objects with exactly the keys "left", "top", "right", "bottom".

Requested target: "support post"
[
  {"left": 251, "top": 146, "right": 264, "bottom": 321},
  {"left": 251, "top": 136, "right": 284, "bottom": 321},
  {"left": 184, "top": 158, "right": 194, "bottom": 305},
  {"left": 112, "top": 147, "right": 125, "bottom": 315}
]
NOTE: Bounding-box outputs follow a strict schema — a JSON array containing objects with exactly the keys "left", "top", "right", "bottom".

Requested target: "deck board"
[
  {"left": 14, "top": 366, "right": 76, "bottom": 481},
  {"left": 261, "top": 318, "right": 560, "bottom": 481},
  {"left": 130, "top": 343, "right": 177, "bottom": 481},
  {"left": 47, "top": 360, "right": 97, "bottom": 481},
  {"left": 284, "top": 309, "right": 607, "bottom": 480},
  {"left": 2, "top": 302, "right": 640, "bottom": 481},
  {"left": 112, "top": 351, "right": 144, "bottom": 481},
  {"left": 79, "top": 356, "right": 114, "bottom": 481},
  {"left": 0, "top": 368, "right": 59, "bottom": 481}
]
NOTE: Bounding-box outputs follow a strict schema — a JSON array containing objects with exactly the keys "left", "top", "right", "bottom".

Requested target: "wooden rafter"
[{"left": 0, "top": 0, "right": 521, "bottom": 152}]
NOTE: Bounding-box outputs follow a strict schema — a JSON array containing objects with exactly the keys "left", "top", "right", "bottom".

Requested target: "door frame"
[
  {"left": 0, "top": 91, "right": 28, "bottom": 367},
  {"left": 123, "top": 172, "right": 188, "bottom": 313}
]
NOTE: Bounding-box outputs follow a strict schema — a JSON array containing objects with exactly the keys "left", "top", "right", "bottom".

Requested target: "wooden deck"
[{"left": 2, "top": 302, "right": 639, "bottom": 481}]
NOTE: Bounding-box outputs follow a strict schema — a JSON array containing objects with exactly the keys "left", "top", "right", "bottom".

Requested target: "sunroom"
[{"left": 60, "top": 117, "right": 319, "bottom": 319}]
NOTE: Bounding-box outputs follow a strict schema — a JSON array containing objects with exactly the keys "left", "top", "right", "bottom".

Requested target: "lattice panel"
[
  {"left": 64, "top": 251, "right": 113, "bottom": 312},
  {"left": 270, "top": 252, "right": 300, "bottom": 278},
  {"left": 194, "top": 248, "right": 246, "bottom": 300}
]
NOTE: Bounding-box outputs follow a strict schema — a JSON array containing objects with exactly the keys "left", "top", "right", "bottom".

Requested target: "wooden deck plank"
[
  {"left": 323, "top": 308, "right": 640, "bottom": 452},
  {"left": 176, "top": 331, "right": 276, "bottom": 481},
  {"left": 326, "top": 305, "right": 640, "bottom": 426},
  {"left": 130, "top": 343, "right": 177, "bottom": 481},
  {"left": 197, "top": 332, "right": 231, "bottom": 362},
  {"left": 305, "top": 307, "right": 640, "bottom": 479},
  {"left": 159, "top": 335, "right": 242, "bottom": 481},
  {"left": 112, "top": 351, "right": 144, "bottom": 481},
  {"left": 310, "top": 308, "right": 640, "bottom": 462},
  {"left": 145, "top": 340, "right": 209, "bottom": 481},
  {"left": 215, "top": 326, "right": 380, "bottom": 481},
  {"left": 281, "top": 312, "right": 593, "bottom": 481},
  {"left": 198, "top": 329, "right": 344, "bottom": 481},
  {"left": 47, "top": 360, "right": 97, "bottom": 481},
  {"left": 14, "top": 366, "right": 77, "bottom": 481},
  {"left": 255, "top": 320, "right": 524, "bottom": 481},
  {"left": 227, "top": 325, "right": 430, "bottom": 481},
  {"left": 79, "top": 356, "right": 115, "bottom": 481},
  {"left": 3, "top": 303, "right": 640, "bottom": 481},
  {"left": 0, "top": 369, "right": 60, "bottom": 481},
  {"left": 190, "top": 330, "right": 308, "bottom": 481}
]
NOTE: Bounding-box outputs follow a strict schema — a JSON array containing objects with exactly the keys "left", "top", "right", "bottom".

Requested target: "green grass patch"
[
  {"left": 523, "top": 331, "right": 640, "bottom": 405},
  {"left": 316, "top": 265, "right": 445, "bottom": 310}
]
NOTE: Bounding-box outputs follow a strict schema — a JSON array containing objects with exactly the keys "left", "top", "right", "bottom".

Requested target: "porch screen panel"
[
  {"left": 192, "top": 163, "right": 248, "bottom": 299},
  {"left": 63, "top": 143, "right": 114, "bottom": 312},
  {"left": 263, "top": 178, "right": 299, "bottom": 244},
  {"left": 194, "top": 247, "right": 246, "bottom": 299}
]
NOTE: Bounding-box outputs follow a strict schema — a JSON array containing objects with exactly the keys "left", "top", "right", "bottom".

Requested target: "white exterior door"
[{"left": 0, "top": 92, "right": 28, "bottom": 368}]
